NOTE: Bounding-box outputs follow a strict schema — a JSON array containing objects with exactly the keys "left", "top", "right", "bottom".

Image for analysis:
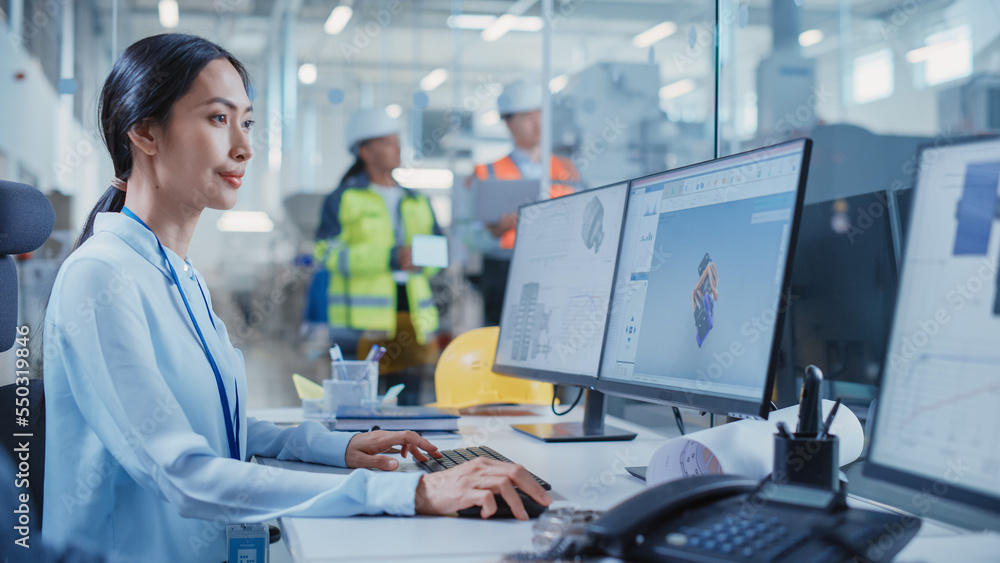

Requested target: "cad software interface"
[
  {"left": 600, "top": 141, "right": 807, "bottom": 403},
  {"left": 495, "top": 182, "right": 629, "bottom": 377},
  {"left": 871, "top": 138, "right": 1000, "bottom": 499}
]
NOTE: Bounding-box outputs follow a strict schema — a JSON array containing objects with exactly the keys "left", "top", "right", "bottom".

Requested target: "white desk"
[{"left": 249, "top": 408, "right": 1000, "bottom": 562}]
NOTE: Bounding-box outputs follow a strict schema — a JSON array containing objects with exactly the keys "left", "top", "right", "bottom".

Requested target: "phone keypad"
[{"left": 673, "top": 515, "right": 810, "bottom": 560}]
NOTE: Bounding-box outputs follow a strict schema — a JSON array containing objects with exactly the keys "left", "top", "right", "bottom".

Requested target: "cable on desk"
[
  {"left": 672, "top": 406, "right": 686, "bottom": 435},
  {"left": 552, "top": 385, "right": 584, "bottom": 416}
]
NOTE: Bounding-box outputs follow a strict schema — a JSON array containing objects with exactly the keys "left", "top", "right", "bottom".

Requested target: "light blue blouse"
[{"left": 42, "top": 212, "right": 422, "bottom": 562}]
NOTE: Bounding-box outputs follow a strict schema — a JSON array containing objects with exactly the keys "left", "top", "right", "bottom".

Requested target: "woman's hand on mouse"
[{"left": 413, "top": 457, "right": 552, "bottom": 520}]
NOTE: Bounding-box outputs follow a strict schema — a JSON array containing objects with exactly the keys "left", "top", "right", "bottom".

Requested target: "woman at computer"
[{"left": 43, "top": 33, "right": 549, "bottom": 563}]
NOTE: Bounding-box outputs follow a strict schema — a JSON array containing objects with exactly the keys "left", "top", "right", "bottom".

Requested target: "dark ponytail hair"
[
  {"left": 74, "top": 33, "right": 251, "bottom": 250},
  {"left": 338, "top": 155, "right": 368, "bottom": 188}
]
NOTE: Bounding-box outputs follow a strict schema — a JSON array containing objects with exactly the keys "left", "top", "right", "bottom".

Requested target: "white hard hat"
[
  {"left": 346, "top": 108, "right": 401, "bottom": 155},
  {"left": 497, "top": 79, "right": 542, "bottom": 116}
]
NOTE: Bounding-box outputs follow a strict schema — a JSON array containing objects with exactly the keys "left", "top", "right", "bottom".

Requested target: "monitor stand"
[{"left": 511, "top": 389, "right": 637, "bottom": 442}]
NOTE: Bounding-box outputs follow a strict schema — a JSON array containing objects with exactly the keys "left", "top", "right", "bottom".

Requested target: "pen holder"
[
  {"left": 324, "top": 360, "right": 378, "bottom": 412},
  {"left": 772, "top": 433, "right": 840, "bottom": 491}
]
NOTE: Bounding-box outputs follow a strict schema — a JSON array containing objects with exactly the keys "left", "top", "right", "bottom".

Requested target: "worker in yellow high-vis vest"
[
  {"left": 315, "top": 107, "right": 441, "bottom": 404},
  {"left": 463, "top": 80, "right": 583, "bottom": 325}
]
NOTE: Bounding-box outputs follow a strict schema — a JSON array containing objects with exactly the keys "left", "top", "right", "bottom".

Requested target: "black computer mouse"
[{"left": 457, "top": 490, "right": 549, "bottom": 519}]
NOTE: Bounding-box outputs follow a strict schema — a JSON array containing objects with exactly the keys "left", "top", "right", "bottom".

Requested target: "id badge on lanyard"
[
  {"left": 227, "top": 523, "right": 269, "bottom": 563},
  {"left": 121, "top": 207, "right": 241, "bottom": 461}
]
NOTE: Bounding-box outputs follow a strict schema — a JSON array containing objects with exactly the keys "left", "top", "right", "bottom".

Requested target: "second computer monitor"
[
  {"left": 866, "top": 135, "right": 1000, "bottom": 529},
  {"left": 598, "top": 139, "right": 812, "bottom": 418},
  {"left": 493, "top": 181, "right": 630, "bottom": 387}
]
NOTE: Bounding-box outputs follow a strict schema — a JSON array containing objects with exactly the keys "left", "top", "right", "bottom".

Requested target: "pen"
[
  {"left": 372, "top": 345, "right": 387, "bottom": 362},
  {"left": 330, "top": 345, "right": 351, "bottom": 381},
  {"left": 364, "top": 345, "right": 380, "bottom": 362},
  {"left": 382, "top": 384, "right": 404, "bottom": 404},
  {"left": 817, "top": 399, "right": 842, "bottom": 441},
  {"left": 776, "top": 421, "right": 793, "bottom": 439},
  {"left": 797, "top": 365, "right": 824, "bottom": 435},
  {"left": 329, "top": 344, "right": 344, "bottom": 361}
]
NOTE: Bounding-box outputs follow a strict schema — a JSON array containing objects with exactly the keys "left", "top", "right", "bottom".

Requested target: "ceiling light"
[
  {"left": 483, "top": 14, "right": 517, "bottom": 42},
  {"left": 447, "top": 14, "right": 497, "bottom": 29},
  {"left": 449, "top": 14, "right": 541, "bottom": 32},
  {"left": 392, "top": 169, "right": 454, "bottom": 190},
  {"left": 298, "top": 63, "right": 317, "bottom": 84},
  {"left": 324, "top": 5, "right": 353, "bottom": 35},
  {"left": 659, "top": 79, "right": 696, "bottom": 100},
  {"left": 480, "top": 110, "right": 501, "bottom": 126},
  {"left": 549, "top": 74, "right": 569, "bottom": 93},
  {"left": 906, "top": 27, "right": 969, "bottom": 63},
  {"left": 633, "top": 22, "right": 677, "bottom": 48},
  {"left": 420, "top": 68, "right": 449, "bottom": 91},
  {"left": 158, "top": 0, "right": 179, "bottom": 29},
  {"left": 385, "top": 104, "right": 403, "bottom": 118},
  {"left": 512, "top": 17, "right": 543, "bottom": 31},
  {"left": 217, "top": 211, "right": 274, "bottom": 233},
  {"left": 799, "top": 29, "right": 824, "bottom": 47}
]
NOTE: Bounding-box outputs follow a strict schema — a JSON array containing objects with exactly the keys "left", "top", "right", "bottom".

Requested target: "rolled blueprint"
[{"left": 645, "top": 400, "right": 863, "bottom": 486}]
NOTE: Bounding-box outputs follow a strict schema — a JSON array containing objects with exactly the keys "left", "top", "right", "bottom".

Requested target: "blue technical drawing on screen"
[{"left": 953, "top": 161, "right": 1000, "bottom": 255}]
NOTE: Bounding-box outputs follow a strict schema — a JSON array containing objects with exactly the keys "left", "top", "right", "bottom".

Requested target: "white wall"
[{"left": 0, "top": 22, "right": 107, "bottom": 231}]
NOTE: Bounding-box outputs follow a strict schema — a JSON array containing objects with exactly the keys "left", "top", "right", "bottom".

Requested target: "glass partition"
[
  {"left": 718, "top": 0, "right": 999, "bottom": 409},
  {"left": 9, "top": 0, "right": 992, "bottom": 418}
]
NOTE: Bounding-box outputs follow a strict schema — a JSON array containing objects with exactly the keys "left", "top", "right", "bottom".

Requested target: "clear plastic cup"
[{"left": 324, "top": 360, "right": 378, "bottom": 412}]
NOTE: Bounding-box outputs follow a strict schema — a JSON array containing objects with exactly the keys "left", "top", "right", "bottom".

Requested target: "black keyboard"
[{"left": 415, "top": 446, "right": 551, "bottom": 491}]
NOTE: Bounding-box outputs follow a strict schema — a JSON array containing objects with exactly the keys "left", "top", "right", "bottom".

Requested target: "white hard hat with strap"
[
  {"left": 497, "top": 79, "right": 542, "bottom": 116},
  {"left": 346, "top": 108, "right": 401, "bottom": 155}
]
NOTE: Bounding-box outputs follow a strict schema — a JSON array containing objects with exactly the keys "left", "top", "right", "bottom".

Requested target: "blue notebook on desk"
[{"left": 333, "top": 405, "right": 460, "bottom": 432}]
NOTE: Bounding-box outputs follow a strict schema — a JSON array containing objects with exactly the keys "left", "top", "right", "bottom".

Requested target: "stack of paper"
[{"left": 327, "top": 405, "right": 460, "bottom": 432}]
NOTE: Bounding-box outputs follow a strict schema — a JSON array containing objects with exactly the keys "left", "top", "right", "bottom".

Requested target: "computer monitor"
[
  {"left": 778, "top": 191, "right": 899, "bottom": 406},
  {"left": 865, "top": 135, "right": 1000, "bottom": 525},
  {"left": 597, "top": 139, "right": 812, "bottom": 419},
  {"left": 493, "top": 181, "right": 636, "bottom": 441}
]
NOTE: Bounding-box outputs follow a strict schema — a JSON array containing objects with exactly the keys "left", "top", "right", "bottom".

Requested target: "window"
[
  {"left": 853, "top": 49, "right": 894, "bottom": 104},
  {"left": 907, "top": 26, "right": 972, "bottom": 87}
]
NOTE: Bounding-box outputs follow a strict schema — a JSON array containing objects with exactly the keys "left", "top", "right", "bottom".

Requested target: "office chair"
[{"left": 1, "top": 179, "right": 54, "bottom": 529}]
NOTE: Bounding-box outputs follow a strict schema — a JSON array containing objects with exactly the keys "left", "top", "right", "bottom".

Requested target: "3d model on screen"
[
  {"left": 692, "top": 253, "right": 719, "bottom": 347},
  {"left": 581, "top": 196, "right": 605, "bottom": 253}
]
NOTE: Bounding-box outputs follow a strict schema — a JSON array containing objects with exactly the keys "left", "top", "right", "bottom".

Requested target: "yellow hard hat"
[{"left": 431, "top": 326, "right": 554, "bottom": 409}]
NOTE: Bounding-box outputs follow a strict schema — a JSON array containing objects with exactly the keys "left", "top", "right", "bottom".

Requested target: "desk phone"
[{"left": 506, "top": 474, "right": 920, "bottom": 562}]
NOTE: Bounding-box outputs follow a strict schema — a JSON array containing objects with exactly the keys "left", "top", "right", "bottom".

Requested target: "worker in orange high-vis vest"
[{"left": 463, "top": 79, "right": 582, "bottom": 325}]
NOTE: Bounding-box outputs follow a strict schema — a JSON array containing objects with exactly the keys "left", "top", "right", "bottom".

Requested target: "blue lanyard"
[{"left": 122, "top": 207, "right": 241, "bottom": 461}]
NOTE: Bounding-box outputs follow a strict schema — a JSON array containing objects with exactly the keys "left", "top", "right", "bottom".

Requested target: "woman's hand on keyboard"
[
  {"left": 413, "top": 457, "right": 552, "bottom": 520},
  {"left": 345, "top": 430, "right": 443, "bottom": 470}
]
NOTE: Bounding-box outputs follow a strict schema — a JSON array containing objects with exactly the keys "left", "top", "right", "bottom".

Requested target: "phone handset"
[{"left": 586, "top": 474, "right": 758, "bottom": 558}]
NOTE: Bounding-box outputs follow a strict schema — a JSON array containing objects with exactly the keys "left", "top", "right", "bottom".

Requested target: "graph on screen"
[{"left": 870, "top": 138, "right": 1000, "bottom": 501}]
